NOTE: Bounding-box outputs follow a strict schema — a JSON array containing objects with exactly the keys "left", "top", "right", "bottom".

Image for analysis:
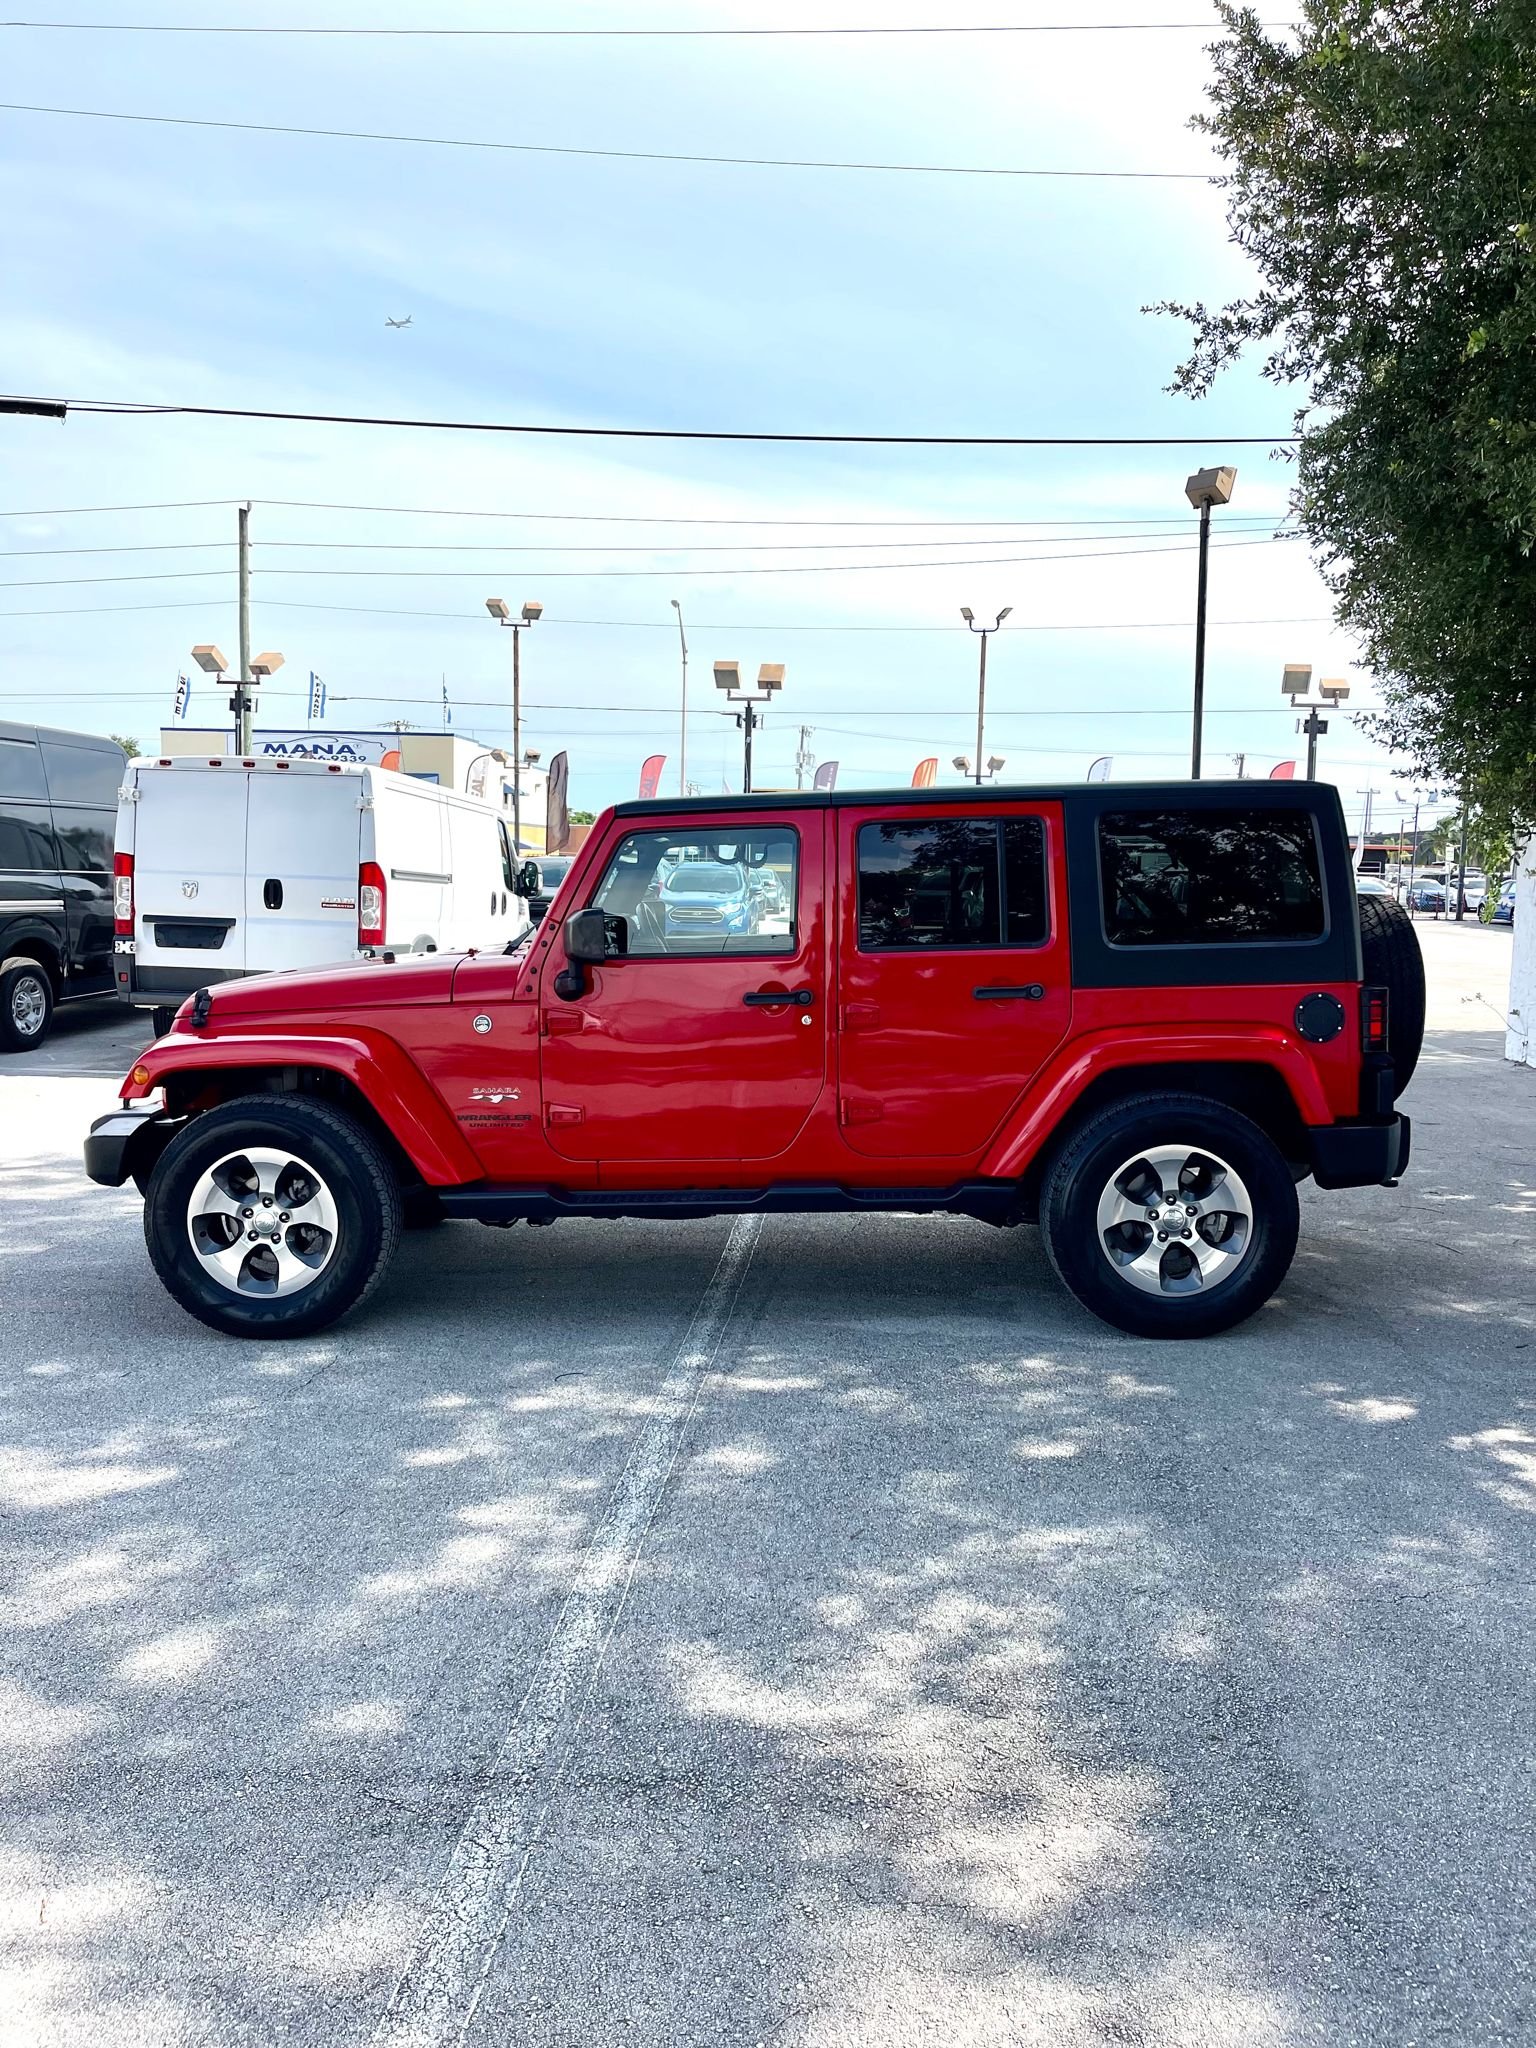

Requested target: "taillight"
[
  {"left": 113, "top": 851, "right": 134, "bottom": 934},
  {"left": 358, "top": 860, "right": 386, "bottom": 948},
  {"left": 1363, "top": 985, "right": 1389, "bottom": 1051}
]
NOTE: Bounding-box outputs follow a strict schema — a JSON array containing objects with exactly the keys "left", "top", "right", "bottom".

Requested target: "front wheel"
[
  {"left": 144, "top": 1096, "right": 402, "bottom": 1337},
  {"left": 1040, "top": 1093, "right": 1300, "bottom": 1339}
]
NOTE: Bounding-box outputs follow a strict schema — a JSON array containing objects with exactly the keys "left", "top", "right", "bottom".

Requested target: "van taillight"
[
  {"left": 358, "top": 860, "right": 386, "bottom": 948},
  {"left": 113, "top": 851, "right": 134, "bottom": 934},
  {"left": 1363, "top": 985, "right": 1389, "bottom": 1051}
]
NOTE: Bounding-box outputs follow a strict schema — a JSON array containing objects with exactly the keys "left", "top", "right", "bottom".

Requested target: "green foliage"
[
  {"left": 109, "top": 733, "right": 141, "bottom": 758},
  {"left": 569, "top": 808, "right": 596, "bottom": 824},
  {"left": 1149, "top": 0, "right": 1536, "bottom": 821}
]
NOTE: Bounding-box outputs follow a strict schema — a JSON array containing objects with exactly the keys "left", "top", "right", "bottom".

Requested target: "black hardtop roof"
[
  {"left": 613, "top": 779, "right": 1338, "bottom": 819},
  {"left": 0, "top": 717, "right": 127, "bottom": 753}
]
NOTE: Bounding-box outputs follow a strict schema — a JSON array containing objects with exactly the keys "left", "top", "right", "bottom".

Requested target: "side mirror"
[
  {"left": 516, "top": 859, "right": 542, "bottom": 898},
  {"left": 563, "top": 907, "right": 627, "bottom": 965}
]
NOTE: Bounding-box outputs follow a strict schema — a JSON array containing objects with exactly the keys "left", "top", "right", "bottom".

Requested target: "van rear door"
[
  {"left": 132, "top": 766, "right": 248, "bottom": 980},
  {"left": 245, "top": 769, "right": 362, "bottom": 969}
]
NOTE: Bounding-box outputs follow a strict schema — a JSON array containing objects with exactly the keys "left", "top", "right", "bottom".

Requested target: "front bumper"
[
  {"left": 84, "top": 1103, "right": 174, "bottom": 1189},
  {"left": 1306, "top": 1113, "right": 1411, "bottom": 1190}
]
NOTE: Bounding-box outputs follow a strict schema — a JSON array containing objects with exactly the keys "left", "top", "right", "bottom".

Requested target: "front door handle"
[
  {"left": 742, "top": 988, "right": 815, "bottom": 1007},
  {"left": 543, "top": 1009, "right": 584, "bottom": 1035},
  {"left": 973, "top": 984, "right": 1046, "bottom": 1001}
]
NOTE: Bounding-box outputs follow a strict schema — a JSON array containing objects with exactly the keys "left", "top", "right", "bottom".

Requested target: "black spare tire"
[{"left": 1358, "top": 893, "right": 1425, "bottom": 1098}]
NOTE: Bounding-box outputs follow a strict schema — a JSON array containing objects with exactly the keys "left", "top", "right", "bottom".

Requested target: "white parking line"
[{"left": 372, "top": 1214, "right": 763, "bottom": 2048}]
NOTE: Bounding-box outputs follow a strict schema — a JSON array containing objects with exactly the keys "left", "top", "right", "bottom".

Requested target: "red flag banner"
[
  {"left": 638, "top": 753, "right": 666, "bottom": 799},
  {"left": 1269, "top": 760, "right": 1297, "bottom": 780},
  {"left": 911, "top": 757, "right": 938, "bottom": 789},
  {"left": 546, "top": 750, "right": 570, "bottom": 852}
]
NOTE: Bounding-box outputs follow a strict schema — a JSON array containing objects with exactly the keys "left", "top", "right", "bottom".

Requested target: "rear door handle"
[
  {"left": 742, "top": 988, "right": 815, "bottom": 1007},
  {"left": 973, "top": 984, "right": 1046, "bottom": 1001}
]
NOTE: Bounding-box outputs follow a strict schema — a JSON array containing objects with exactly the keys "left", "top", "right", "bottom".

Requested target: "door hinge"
[{"left": 839, "top": 1098, "right": 883, "bottom": 1126}]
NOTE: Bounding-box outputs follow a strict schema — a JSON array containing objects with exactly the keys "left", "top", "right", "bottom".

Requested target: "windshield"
[{"left": 663, "top": 862, "right": 745, "bottom": 897}]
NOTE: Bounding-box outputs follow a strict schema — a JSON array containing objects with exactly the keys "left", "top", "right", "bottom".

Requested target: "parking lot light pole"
[
  {"left": 486, "top": 599, "right": 542, "bottom": 852},
  {"left": 960, "top": 607, "right": 1011, "bottom": 786},
  {"left": 670, "top": 598, "right": 689, "bottom": 799},
  {"left": 714, "top": 660, "right": 783, "bottom": 793},
  {"left": 1183, "top": 466, "right": 1237, "bottom": 779}
]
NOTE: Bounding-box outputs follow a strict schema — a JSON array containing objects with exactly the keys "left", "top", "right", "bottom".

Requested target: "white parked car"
[{"left": 113, "top": 758, "right": 532, "bottom": 1030}]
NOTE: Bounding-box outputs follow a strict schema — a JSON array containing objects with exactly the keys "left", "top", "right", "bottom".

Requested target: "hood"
[{"left": 188, "top": 951, "right": 464, "bottom": 1022}]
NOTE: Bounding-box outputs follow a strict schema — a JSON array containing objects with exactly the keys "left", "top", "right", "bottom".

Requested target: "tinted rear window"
[
  {"left": 1099, "top": 808, "right": 1325, "bottom": 946},
  {"left": 42, "top": 742, "right": 124, "bottom": 807},
  {"left": 0, "top": 801, "right": 59, "bottom": 873},
  {"left": 858, "top": 816, "right": 1048, "bottom": 950}
]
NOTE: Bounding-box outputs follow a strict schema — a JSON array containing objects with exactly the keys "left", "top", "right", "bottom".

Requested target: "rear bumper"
[
  {"left": 84, "top": 1103, "right": 174, "bottom": 1188},
  {"left": 1307, "top": 1113, "right": 1411, "bottom": 1190}
]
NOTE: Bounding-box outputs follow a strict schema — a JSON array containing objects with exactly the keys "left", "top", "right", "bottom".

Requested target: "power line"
[
  {"left": 0, "top": 595, "right": 1334, "bottom": 631},
  {"left": 0, "top": 496, "right": 234, "bottom": 517},
  {"left": 7, "top": 388, "right": 1296, "bottom": 446},
  {"left": 20, "top": 388, "right": 1306, "bottom": 449},
  {"left": 0, "top": 539, "right": 232, "bottom": 556},
  {"left": 0, "top": 533, "right": 1297, "bottom": 590},
  {"left": 0, "top": 102, "right": 1221, "bottom": 181},
  {"left": 0, "top": 18, "right": 1278, "bottom": 37},
  {"left": 254, "top": 499, "right": 1289, "bottom": 527},
  {"left": 253, "top": 523, "right": 1283, "bottom": 556}
]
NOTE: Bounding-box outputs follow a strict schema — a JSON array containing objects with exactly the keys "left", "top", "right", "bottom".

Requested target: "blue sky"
[{"left": 0, "top": 1, "right": 1430, "bottom": 833}]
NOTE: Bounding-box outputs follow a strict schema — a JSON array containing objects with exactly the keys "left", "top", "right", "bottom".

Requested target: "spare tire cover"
[{"left": 1357, "top": 894, "right": 1426, "bottom": 1098}]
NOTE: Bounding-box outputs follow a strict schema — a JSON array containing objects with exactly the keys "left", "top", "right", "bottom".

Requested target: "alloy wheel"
[
  {"left": 1094, "top": 1143, "right": 1254, "bottom": 1297},
  {"left": 185, "top": 1147, "right": 340, "bottom": 1298}
]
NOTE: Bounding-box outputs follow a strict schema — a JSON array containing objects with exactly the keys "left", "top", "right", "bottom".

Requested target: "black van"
[{"left": 0, "top": 721, "right": 126, "bottom": 1051}]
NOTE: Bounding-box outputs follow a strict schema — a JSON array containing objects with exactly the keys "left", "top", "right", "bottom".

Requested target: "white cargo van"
[{"left": 113, "top": 758, "right": 531, "bottom": 1026}]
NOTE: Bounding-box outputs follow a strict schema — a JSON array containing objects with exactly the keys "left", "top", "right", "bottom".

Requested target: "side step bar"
[{"left": 436, "top": 1179, "right": 1023, "bottom": 1226}]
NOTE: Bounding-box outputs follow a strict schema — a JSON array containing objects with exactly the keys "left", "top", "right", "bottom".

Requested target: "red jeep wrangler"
[{"left": 85, "top": 782, "right": 1420, "bottom": 1341}]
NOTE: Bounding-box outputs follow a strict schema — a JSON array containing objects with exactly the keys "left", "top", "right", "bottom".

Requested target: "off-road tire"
[
  {"left": 144, "top": 1094, "right": 402, "bottom": 1338},
  {"left": 1040, "top": 1092, "right": 1300, "bottom": 1340},
  {"left": 1357, "top": 894, "right": 1425, "bottom": 1098},
  {"left": 0, "top": 961, "right": 53, "bottom": 1052}
]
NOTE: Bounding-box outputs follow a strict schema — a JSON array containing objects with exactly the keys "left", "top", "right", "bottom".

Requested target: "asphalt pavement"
[{"left": 2, "top": 922, "right": 1532, "bottom": 2048}]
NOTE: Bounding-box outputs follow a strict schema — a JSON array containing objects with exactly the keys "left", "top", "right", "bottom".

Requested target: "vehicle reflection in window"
[{"left": 590, "top": 828, "right": 798, "bottom": 955}]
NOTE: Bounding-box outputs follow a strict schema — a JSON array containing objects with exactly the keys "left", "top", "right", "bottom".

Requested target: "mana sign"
[{"left": 253, "top": 730, "right": 394, "bottom": 764}]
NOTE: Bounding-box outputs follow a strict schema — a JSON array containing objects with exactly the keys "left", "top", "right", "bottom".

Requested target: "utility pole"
[
  {"left": 670, "top": 599, "right": 688, "bottom": 798},
  {"left": 236, "top": 501, "right": 253, "bottom": 753},
  {"left": 1455, "top": 802, "right": 1471, "bottom": 921},
  {"left": 795, "top": 724, "right": 815, "bottom": 790},
  {"left": 1230, "top": 752, "right": 1246, "bottom": 778},
  {"left": 1299, "top": 706, "right": 1327, "bottom": 780},
  {"left": 1355, "top": 783, "right": 1380, "bottom": 863}
]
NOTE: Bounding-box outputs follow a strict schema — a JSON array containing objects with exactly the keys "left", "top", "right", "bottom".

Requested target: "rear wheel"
[
  {"left": 0, "top": 961, "right": 53, "bottom": 1052},
  {"left": 1040, "top": 1093, "right": 1299, "bottom": 1339},
  {"left": 144, "top": 1095, "right": 401, "bottom": 1337}
]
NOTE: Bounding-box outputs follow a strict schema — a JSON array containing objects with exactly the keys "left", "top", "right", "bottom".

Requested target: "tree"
[
  {"left": 1149, "top": 0, "right": 1536, "bottom": 820},
  {"left": 109, "top": 733, "right": 141, "bottom": 758},
  {"left": 569, "top": 809, "right": 596, "bottom": 825}
]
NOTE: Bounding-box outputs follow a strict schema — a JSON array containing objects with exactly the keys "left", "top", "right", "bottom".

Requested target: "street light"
[
  {"left": 193, "top": 641, "right": 275, "bottom": 753},
  {"left": 464, "top": 746, "right": 507, "bottom": 799},
  {"left": 952, "top": 753, "right": 1008, "bottom": 783},
  {"left": 1281, "top": 663, "right": 1349, "bottom": 779},
  {"left": 486, "top": 599, "right": 542, "bottom": 852},
  {"left": 960, "top": 607, "right": 1011, "bottom": 786},
  {"left": 714, "top": 659, "right": 783, "bottom": 793},
  {"left": 1184, "top": 464, "right": 1237, "bottom": 778}
]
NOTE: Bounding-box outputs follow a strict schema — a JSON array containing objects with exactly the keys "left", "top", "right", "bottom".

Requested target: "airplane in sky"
[{"left": 384, "top": 315, "right": 413, "bottom": 329}]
